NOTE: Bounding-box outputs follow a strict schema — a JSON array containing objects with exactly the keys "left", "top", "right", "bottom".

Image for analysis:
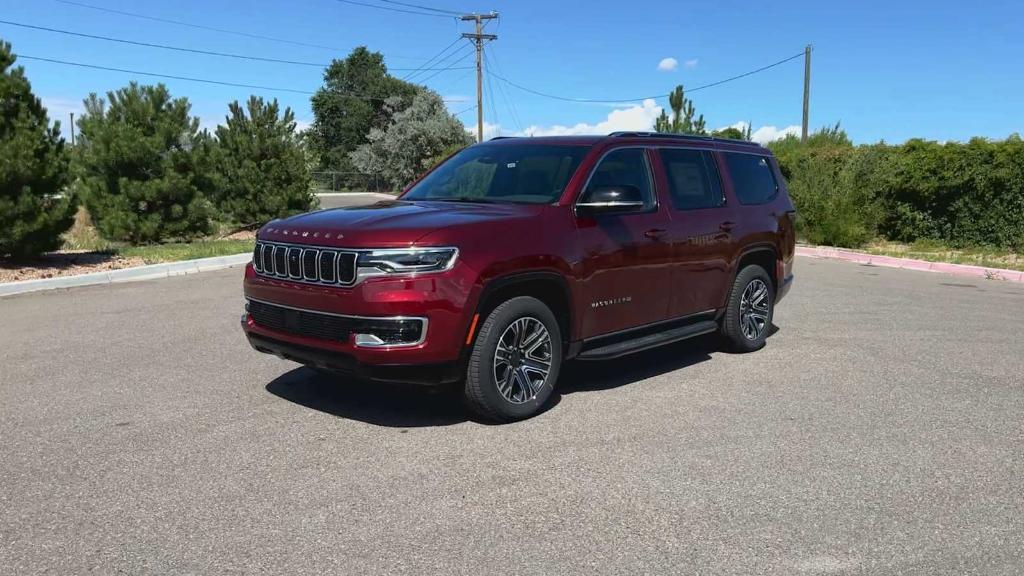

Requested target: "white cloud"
[
  {"left": 684, "top": 58, "right": 699, "bottom": 69},
  {"left": 294, "top": 119, "right": 312, "bottom": 133},
  {"left": 657, "top": 57, "right": 678, "bottom": 72},
  {"left": 716, "top": 121, "right": 801, "bottom": 144},
  {"left": 465, "top": 121, "right": 503, "bottom": 141},
  {"left": 517, "top": 99, "right": 663, "bottom": 137}
]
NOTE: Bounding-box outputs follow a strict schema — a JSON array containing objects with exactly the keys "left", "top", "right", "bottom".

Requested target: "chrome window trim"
[
  {"left": 246, "top": 298, "right": 428, "bottom": 348},
  {"left": 252, "top": 240, "right": 458, "bottom": 288}
]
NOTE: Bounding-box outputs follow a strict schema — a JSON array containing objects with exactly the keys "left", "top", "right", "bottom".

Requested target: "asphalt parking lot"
[{"left": 2, "top": 257, "right": 1022, "bottom": 575}]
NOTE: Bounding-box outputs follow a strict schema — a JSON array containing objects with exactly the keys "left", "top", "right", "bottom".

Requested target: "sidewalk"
[{"left": 796, "top": 245, "right": 1024, "bottom": 283}]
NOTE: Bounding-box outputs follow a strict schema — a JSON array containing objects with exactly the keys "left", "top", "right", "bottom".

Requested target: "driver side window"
[{"left": 583, "top": 148, "right": 655, "bottom": 210}]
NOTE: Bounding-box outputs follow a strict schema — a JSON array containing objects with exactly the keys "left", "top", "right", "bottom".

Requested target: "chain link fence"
[{"left": 311, "top": 171, "right": 395, "bottom": 194}]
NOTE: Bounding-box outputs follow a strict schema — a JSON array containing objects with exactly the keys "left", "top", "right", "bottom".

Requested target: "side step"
[{"left": 575, "top": 320, "right": 719, "bottom": 361}]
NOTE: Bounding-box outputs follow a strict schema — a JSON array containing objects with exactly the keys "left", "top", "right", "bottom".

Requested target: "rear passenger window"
[
  {"left": 659, "top": 149, "right": 724, "bottom": 210},
  {"left": 723, "top": 153, "right": 778, "bottom": 205}
]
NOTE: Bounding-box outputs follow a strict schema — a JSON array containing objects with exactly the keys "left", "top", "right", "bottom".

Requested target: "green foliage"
[
  {"left": 310, "top": 47, "right": 420, "bottom": 172},
  {"left": 771, "top": 125, "right": 1024, "bottom": 250},
  {"left": 349, "top": 91, "right": 472, "bottom": 190},
  {"left": 0, "top": 41, "right": 76, "bottom": 258},
  {"left": 654, "top": 85, "right": 705, "bottom": 135},
  {"left": 711, "top": 125, "right": 752, "bottom": 140},
  {"left": 205, "top": 96, "right": 315, "bottom": 225},
  {"left": 75, "top": 82, "right": 214, "bottom": 243}
]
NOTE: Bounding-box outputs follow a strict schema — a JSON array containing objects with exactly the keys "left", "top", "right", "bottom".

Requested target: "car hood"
[{"left": 258, "top": 199, "right": 543, "bottom": 247}]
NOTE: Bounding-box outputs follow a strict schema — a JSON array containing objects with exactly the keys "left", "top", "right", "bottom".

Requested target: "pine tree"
[
  {"left": 75, "top": 83, "right": 213, "bottom": 243},
  {"left": 0, "top": 41, "right": 75, "bottom": 258},
  {"left": 654, "top": 85, "right": 706, "bottom": 135},
  {"left": 206, "top": 96, "right": 315, "bottom": 225}
]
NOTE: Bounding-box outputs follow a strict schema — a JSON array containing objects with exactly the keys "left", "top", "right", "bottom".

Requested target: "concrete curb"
[
  {"left": 796, "top": 245, "right": 1024, "bottom": 283},
  {"left": 0, "top": 253, "right": 252, "bottom": 297}
]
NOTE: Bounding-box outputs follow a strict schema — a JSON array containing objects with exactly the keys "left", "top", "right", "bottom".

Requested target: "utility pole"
[
  {"left": 801, "top": 44, "right": 811, "bottom": 143},
  {"left": 461, "top": 12, "right": 498, "bottom": 143},
  {"left": 69, "top": 112, "right": 75, "bottom": 146}
]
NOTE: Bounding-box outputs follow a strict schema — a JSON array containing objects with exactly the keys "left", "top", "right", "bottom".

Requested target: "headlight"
[{"left": 356, "top": 248, "right": 458, "bottom": 274}]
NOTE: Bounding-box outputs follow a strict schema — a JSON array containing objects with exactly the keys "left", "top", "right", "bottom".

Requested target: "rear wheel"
[
  {"left": 463, "top": 296, "right": 562, "bottom": 422},
  {"left": 721, "top": 265, "right": 774, "bottom": 352}
]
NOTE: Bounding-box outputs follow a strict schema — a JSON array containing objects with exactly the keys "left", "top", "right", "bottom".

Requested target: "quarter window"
[
  {"left": 659, "top": 148, "right": 724, "bottom": 210},
  {"left": 583, "top": 148, "right": 655, "bottom": 210},
  {"left": 723, "top": 153, "right": 779, "bottom": 205}
]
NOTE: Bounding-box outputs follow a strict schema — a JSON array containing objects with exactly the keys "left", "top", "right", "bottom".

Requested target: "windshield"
[{"left": 403, "top": 144, "right": 589, "bottom": 204}]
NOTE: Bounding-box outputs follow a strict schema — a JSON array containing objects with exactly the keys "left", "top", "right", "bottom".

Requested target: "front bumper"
[
  {"left": 241, "top": 262, "right": 478, "bottom": 372},
  {"left": 244, "top": 329, "right": 461, "bottom": 385}
]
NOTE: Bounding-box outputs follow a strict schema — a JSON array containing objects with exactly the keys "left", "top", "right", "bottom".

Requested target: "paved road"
[
  {"left": 2, "top": 258, "right": 1022, "bottom": 575},
  {"left": 317, "top": 192, "right": 395, "bottom": 210}
]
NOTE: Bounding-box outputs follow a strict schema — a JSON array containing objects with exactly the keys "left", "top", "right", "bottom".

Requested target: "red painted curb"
[{"left": 795, "top": 246, "right": 1024, "bottom": 283}]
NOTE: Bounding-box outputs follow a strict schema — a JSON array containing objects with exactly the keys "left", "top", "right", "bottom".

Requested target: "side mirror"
[{"left": 576, "top": 185, "right": 646, "bottom": 216}]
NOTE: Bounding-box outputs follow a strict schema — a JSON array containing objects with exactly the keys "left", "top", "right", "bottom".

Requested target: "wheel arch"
[
  {"left": 471, "top": 271, "right": 573, "bottom": 352},
  {"left": 733, "top": 244, "right": 780, "bottom": 292}
]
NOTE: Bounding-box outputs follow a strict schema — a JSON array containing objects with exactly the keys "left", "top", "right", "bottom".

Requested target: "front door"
[{"left": 574, "top": 147, "right": 673, "bottom": 339}]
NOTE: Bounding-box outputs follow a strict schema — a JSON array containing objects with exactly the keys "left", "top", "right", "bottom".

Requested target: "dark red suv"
[{"left": 242, "top": 132, "right": 795, "bottom": 421}]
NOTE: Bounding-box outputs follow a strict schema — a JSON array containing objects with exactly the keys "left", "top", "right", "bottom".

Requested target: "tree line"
[{"left": 0, "top": 41, "right": 470, "bottom": 258}]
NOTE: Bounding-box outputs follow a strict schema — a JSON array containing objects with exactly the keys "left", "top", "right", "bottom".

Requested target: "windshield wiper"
[{"left": 432, "top": 196, "right": 498, "bottom": 203}]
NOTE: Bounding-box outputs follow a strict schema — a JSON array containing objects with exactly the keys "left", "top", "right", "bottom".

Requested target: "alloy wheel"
[
  {"left": 739, "top": 279, "right": 770, "bottom": 340},
  {"left": 492, "top": 317, "right": 552, "bottom": 404}
]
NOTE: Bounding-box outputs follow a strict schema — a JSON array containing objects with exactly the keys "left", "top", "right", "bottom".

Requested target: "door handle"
[
  {"left": 644, "top": 228, "right": 667, "bottom": 240},
  {"left": 719, "top": 221, "right": 737, "bottom": 232}
]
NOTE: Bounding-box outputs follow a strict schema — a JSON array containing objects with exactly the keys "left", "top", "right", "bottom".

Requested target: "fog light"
[{"left": 351, "top": 318, "right": 426, "bottom": 347}]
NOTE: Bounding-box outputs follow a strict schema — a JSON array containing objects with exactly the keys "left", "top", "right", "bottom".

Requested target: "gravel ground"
[{"left": 1, "top": 257, "right": 1022, "bottom": 575}]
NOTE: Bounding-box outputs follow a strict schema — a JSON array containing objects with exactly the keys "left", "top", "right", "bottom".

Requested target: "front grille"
[
  {"left": 248, "top": 300, "right": 357, "bottom": 342},
  {"left": 247, "top": 300, "right": 426, "bottom": 345},
  {"left": 253, "top": 241, "right": 358, "bottom": 286}
]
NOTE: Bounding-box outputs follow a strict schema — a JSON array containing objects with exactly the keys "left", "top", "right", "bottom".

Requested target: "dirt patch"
[{"left": 0, "top": 252, "right": 146, "bottom": 283}]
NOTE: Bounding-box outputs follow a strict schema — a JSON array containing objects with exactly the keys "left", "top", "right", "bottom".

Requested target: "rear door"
[
  {"left": 573, "top": 147, "right": 673, "bottom": 339},
  {"left": 652, "top": 147, "right": 736, "bottom": 317}
]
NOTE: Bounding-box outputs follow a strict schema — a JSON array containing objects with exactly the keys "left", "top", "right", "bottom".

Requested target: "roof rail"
[{"left": 608, "top": 131, "right": 762, "bottom": 147}]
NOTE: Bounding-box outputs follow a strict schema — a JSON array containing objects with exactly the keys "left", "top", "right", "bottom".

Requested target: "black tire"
[
  {"left": 463, "top": 296, "right": 562, "bottom": 422},
  {"left": 720, "top": 265, "right": 774, "bottom": 352}
]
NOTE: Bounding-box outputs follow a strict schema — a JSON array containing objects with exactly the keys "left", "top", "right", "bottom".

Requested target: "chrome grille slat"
[{"left": 253, "top": 240, "right": 358, "bottom": 287}]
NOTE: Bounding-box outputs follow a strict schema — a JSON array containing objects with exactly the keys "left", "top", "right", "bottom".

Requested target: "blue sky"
[{"left": 2, "top": 0, "right": 1022, "bottom": 144}]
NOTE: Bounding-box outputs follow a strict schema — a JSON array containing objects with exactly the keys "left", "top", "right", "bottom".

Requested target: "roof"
[{"left": 481, "top": 132, "right": 767, "bottom": 151}]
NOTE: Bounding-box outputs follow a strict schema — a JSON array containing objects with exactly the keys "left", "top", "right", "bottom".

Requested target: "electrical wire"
[
  {"left": 332, "top": 0, "right": 455, "bottom": 19},
  {"left": 415, "top": 47, "right": 474, "bottom": 83},
  {"left": 51, "top": 0, "right": 423, "bottom": 59},
  {"left": 373, "top": 0, "right": 464, "bottom": 16},
  {"left": 484, "top": 48, "right": 523, "bottom": 133},
  {"left": 16, "top": 53, "right": 465, "bottom": 100},
  {"left": 403, "top": 37, "right": 463, "bottom": 80},
  {"left": 487, "top": 51, "right": 806, "bottom": 103}
]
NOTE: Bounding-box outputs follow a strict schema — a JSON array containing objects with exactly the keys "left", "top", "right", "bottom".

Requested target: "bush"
[
  {"left": 771, "top": 128, "right": 1024, "bottom": 250},
  {"left": 0, "top": 41, "right": 76, "bottom": 258},
  {"left": 205, "top": 96, "right": 315, "bottom": 226},
  {"left": 75, "top": 83, "right": 213, "bottom": 244}
]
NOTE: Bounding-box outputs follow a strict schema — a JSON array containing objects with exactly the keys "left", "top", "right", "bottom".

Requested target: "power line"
[
  {"left": 52, "top": 0, "right": 426, "bottom": 60},
  {"left": 374, "top": 0, "right": 463, "bottom": 16},
  {"left": 0, "top": 19, "right": 474, "bottom": 71},
  {"left": 488, "top": 51, "right": 806, "bottom": 103},
  {"left": 16, "top": 53, "right": 467, "bottom": 100},
  {"left": 452, "top": 104, "right": 476, "bottom": 116},
  {"left": 332, "top": 0, "right": 455, "bottom": 18},
  {"left": 485, "top": 48, "right": 523, "bottom": 133},
  {"left": 414, "top": 47, "right": 474, "bottom": 83},
  {"left": 402, "top": 37, "right": 464, "bottom": 80}
]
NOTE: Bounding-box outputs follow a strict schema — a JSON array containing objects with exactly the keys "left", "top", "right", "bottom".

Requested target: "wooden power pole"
[
  {"left": 801, "top": 44, "right": 811, "bottom": 143},
  {"left": 461, "top": 12, "right": 498, "bottom": 143}
]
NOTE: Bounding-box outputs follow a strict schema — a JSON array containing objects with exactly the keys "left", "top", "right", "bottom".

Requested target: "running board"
[{"left": 575, "top": 320, "right": 719, "bottom": 361}]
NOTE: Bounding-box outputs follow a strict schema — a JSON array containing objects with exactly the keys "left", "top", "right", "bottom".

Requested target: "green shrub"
[
  {"left": 75, "top": 83, "right": 213, "bottom": 244},
  {"left": 772, "top": 128, "right": 1024, "bottom": 250},
  {"left": 205, "top": 96, "right": 315, "bottom": 226},
  {"left": 0, "top": 41, "right": 76, "bottom": 258}
]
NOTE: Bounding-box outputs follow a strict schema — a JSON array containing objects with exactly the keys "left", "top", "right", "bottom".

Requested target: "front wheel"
[
  {"left": 721, "top": 265, "right": 774, "bottom": 352},
  {"left": 463, "top": 296, "right": 562, "bottom": 422}
]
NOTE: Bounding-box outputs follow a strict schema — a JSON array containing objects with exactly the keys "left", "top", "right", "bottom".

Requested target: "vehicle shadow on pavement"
[
  {"left": 265, "top": 367, "right": 468, "bottom": 428},
  {"left": 557, "top": 334, "right": 718, "bottom": 395}
]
